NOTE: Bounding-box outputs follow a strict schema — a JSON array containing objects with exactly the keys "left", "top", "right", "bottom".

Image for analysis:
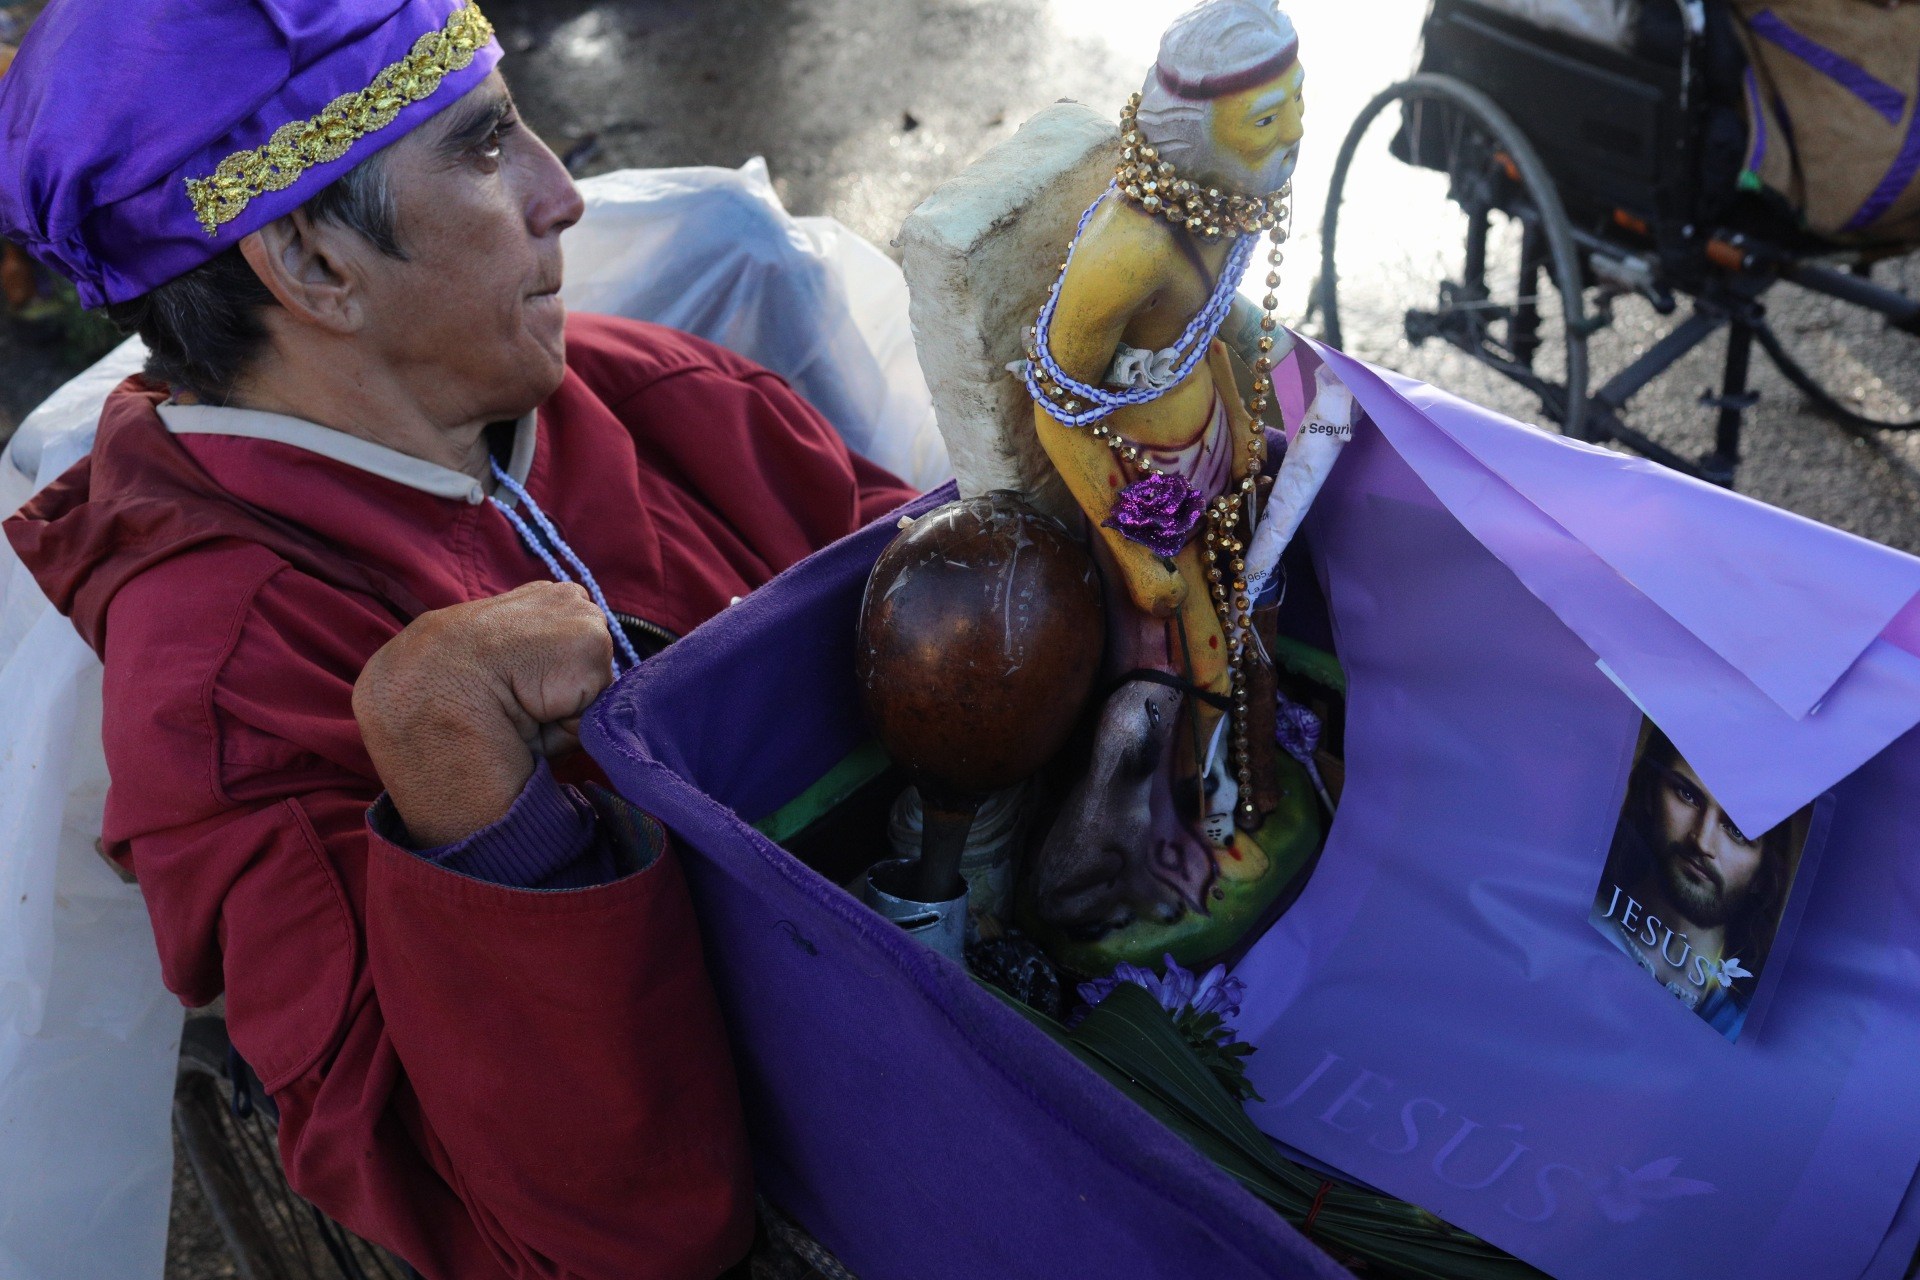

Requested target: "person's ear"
[{"left": 238, "top": 209, "right": 368, "bottom": 334}]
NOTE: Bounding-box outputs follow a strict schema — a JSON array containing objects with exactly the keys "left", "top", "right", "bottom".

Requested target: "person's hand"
[
  {"left": 1114, "top": 547, "right": 1189, "bottom": 619},
  {"left": 352, "top": 582, "right": 615, "bottom": 847}
]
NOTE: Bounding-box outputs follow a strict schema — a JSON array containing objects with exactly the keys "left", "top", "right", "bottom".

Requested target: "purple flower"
[
  {"left": 1276, "top": 693, "right": 1335, "bottom": 812},
  {"left": 1078, "top": 953, "right": 1247, "bottom": 1042},
  {"left": 1274, "top": 696, "right": 1323, "bottom": 764},
  {"left": 1103, "top": 474, "right": 1206, "bottom": 560}
]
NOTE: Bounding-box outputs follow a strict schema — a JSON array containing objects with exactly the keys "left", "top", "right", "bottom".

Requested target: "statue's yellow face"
[{"left": 1207, "top": 63, "right": 1306, "bottom": 183}]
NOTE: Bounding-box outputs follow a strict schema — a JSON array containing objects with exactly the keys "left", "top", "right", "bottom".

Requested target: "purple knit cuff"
[{"left": 370, "top": 760, "right": 599, "bottom": 889}]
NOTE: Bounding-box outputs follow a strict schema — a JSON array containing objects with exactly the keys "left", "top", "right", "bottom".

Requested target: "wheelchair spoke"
[
  {"left": 1320, "top": 75, "right": 1590, "bottom": 437},
  {"left": 177, "top": 1018, "right": 414, "bottom": 1279}
]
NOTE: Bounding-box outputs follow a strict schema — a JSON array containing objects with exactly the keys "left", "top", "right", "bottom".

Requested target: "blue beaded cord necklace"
[
  {"left": 1020, "top": 183, "right": 1257, "bottom": 430},
  {"left": 489, "top": 460, "right": 644, "bottom": 677}
]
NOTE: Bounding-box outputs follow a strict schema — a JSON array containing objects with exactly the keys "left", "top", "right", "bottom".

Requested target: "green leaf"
[
  {"left": 1073, "top": 985, "right": 1300, "bottom": 1181},
  {"left": 982, "top": 980, "right": 1548, "bottom": 1280},
  {"left": 1270, "top": 634, "right": 1346, "bottom": 694},
  {"left": 1175, "top": 1008, "right": 1263, "bottom": 1102}
]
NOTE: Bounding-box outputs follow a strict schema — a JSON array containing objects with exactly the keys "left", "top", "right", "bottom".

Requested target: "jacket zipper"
[{"left": 612, "top": 611, "right": 678, "bottom": 661}]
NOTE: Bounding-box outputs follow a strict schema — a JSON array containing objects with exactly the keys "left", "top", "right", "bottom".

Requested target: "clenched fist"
[{"left": 353, "top": 582, "right": 616, "bottom": 847}]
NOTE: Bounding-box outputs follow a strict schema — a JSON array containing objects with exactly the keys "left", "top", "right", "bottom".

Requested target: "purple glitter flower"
[
  {"left": 1274, "top": 695, "right": 1323, "bottom": 764},
  {"left": 1276, "top": 692, "right": 1334, "bottom": 812},
  {"left": 1103, "top": 474, "right": 1206, "bottom": 560},
  {"left": 1077, "top": 953, "right": 1247, "bottom": 1043}
]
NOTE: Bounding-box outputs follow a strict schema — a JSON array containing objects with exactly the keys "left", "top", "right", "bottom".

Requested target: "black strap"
[{"left": 1108, "top": 666, "right": 1234, "bottom": 712}]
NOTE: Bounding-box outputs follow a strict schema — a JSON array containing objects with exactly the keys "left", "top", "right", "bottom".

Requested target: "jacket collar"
[{"left": 155, "top": 402, "right": 538, "bottom": 507}]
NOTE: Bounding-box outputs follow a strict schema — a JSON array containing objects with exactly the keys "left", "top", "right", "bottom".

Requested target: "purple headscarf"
[{"left": 0, "top": 0, "right": 503, "bottom": 306}]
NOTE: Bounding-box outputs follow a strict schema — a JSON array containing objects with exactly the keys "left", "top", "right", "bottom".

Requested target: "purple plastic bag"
[{"left": 1234, "top": 345, "right": 1920, "bottom": 1280}]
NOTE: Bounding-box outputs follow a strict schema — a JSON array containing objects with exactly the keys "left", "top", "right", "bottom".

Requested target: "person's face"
[
  {"left": 1650, "top": 755, "right": 1764, "bottom": 928},
  {"left": 352, "top": 72, "right": 585, "bottom": 423},
  {"left": 1204, "top": 63, "right": 1305, "bottom": 194}
]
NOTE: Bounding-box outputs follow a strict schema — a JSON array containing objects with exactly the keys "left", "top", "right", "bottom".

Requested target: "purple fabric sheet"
[
  {"left": 583, "top": 492, "right": 1352, "bottom": 1280},
  {"left": 1311, "top": 343, "right": 1920, "bottom": 838},
  {"left": 1863, "top": 1166, "right": 1920, "bottom": 1280},
  {"left": 1234, "top": 347, "right": 1920, "bottom": 1280}
]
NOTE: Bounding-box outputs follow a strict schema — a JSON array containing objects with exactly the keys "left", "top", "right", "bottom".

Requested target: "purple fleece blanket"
[{"left": 584, "top": 343, "right": 1920, "bottom": 1280}]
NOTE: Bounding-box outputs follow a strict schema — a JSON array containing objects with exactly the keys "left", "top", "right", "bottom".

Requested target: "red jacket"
[{"left": 4, "top": 314, "right": 916, "bottom": 1279}]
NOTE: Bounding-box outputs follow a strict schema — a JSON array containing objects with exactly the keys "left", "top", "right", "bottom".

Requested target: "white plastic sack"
[
  {"left": 0, "top": 337, "right": 176, "bottom": 1280},
  {"left": 562, "top": 159, "right": 949, "bottom": 490},
  {"left": 0, "top": 162, "right": 944, "bottom": 1279},
  {"left": 1468, "top": 0, "right": 1642, "bottom": 50}
]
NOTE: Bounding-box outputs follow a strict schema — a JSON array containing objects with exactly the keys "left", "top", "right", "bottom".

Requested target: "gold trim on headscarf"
[{"left": 184, "top": 2, "right": 494, "bottom": 236}]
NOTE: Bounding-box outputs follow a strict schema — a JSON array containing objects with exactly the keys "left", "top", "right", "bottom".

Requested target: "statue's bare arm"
[{"left": 1031, "top": 218, "right": 1187, "bottom": 617}]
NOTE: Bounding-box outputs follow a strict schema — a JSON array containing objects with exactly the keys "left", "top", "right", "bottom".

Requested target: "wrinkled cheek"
[
  {"left": 387, "top": 274, "right": 487, "bottom": 361},
  {"left": 526, "top": 298, "right": 568, "bottom": 361}
]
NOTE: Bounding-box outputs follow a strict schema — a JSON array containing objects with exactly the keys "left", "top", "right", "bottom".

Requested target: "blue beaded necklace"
[{"left": 1021, "top": 183, "right": 1258, "bottom": 430}]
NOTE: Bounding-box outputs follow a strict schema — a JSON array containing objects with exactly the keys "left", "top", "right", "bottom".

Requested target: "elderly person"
[{"left": 0, "top": 1, "right": 915, "bottom": 1276}]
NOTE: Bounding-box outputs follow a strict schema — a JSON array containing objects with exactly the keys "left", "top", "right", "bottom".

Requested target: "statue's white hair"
[{"left": 1136, "top": 0, "right": 1299, "bottom": 173}]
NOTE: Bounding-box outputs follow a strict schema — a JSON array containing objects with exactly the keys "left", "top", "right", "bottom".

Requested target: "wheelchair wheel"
[
  {"left": 1319, "top": 74, "right": 1592, "bottom": 440},
  {"left": 174, "top": 1015, "right": 411, "bottom": 1280}
]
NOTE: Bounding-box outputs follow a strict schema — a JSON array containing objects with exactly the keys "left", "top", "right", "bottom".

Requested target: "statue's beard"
[{"left": 1193, "top": 143, "right": 1298, "bottom": 199}]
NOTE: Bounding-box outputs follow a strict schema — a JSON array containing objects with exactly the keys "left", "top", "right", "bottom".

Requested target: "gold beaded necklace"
[{"left": 1116, "top": 92, "right": 1290, "bottom": 241}]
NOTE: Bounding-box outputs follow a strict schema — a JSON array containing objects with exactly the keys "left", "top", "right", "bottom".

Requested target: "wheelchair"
[
  {"left": 173, "top": 1014, "right": 412, "bottom": 1280},
  {"left": 1316, "top": 0, "right": 1920, "bottom": 485}
]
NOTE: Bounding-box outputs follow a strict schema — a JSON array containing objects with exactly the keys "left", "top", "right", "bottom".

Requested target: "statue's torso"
[{"left": 1068, "top": 202, "right": 1243, "bottom": 451}]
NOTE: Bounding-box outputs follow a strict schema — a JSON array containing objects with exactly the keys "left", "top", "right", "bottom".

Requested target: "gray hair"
[
  {"left": 1137, "top": 1, "right": 1299, "bottom": 172},
  {"left": 103, "top": 150, "right": 407, "bottom": 403}
]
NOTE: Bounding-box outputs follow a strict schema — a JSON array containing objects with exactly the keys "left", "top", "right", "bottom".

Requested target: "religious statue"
[{"left": 1016, "top": 0, "right": 1357, "bottom": 969}]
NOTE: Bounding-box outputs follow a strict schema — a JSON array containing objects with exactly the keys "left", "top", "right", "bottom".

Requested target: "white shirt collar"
[{"left": 154, "top": 402, "right": 538, "bottom": 507}]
